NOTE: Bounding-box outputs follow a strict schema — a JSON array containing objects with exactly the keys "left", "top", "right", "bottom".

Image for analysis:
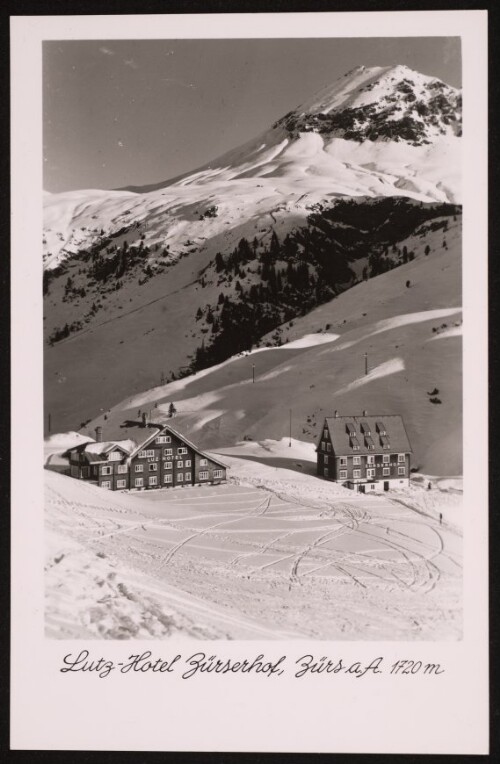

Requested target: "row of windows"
[
  {"left": 102, "top": 479, "right": 127, "bottom": 489},
  {"left": 102, "top": 461, "right": 219, "bottom": 477},
  {"left": 102, "top": 468, "right": 223, "bottom": 484},
  {"left": 134, "top": 460, "right": 192, "bottom": 472},
  {"left": 100, "top": 464, "right": 127, "bottom": 476},
  {"left": 338, "top": 454, "right": 405, "bottom": 466},
  {"left": 134, "top": 472, "right": 192, "bottom": 487},
  {"left": 138, "top": 447, "right": 190, "bottom": 458},
  {"left": 338, "top": 466, "right": 406, "bottom": 479}
]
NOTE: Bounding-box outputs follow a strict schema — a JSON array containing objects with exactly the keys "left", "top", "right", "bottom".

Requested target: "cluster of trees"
[
  {"left": 48, "top": 319, "right": 83, "bottom": 345},
  {"left": 189, "top": 198, "right": 460, "bottom": 375},
  {"left": 90, "top": 239, "right": 151, "bottom": 283},
  {"left": 199, "top": 205, "right": 218, "bottom": 220}
]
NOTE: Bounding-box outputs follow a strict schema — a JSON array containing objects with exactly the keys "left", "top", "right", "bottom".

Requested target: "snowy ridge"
[{"left": 43, "top": 64, "right": 461, "bottom": 266}]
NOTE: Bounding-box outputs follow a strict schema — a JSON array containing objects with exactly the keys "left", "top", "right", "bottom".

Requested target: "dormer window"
[
  {"left": 346, "top": 423, "right": 356, "bottom": 436},
  {"left": 360, "top": 421, "right": 371, "bottom": 436},
  {"left": 380, "top": 435, "right": 391, "bottom": 450},
  {"left": 350, "top": 436, "right": 360, "bottom": 451},
  {"left": 376, "top": 421, "right": 386, "bottom": 436},
  {"left": 364, "top": 435, "right": 375, "bottom": 450}
]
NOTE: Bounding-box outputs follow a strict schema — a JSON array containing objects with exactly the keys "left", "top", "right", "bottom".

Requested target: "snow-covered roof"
[
  {"left": 320, "top": 414, "right": 412, "bottom": 455},
  {"left": 84, "top": 440, "right": 135, "bottom": 455}
]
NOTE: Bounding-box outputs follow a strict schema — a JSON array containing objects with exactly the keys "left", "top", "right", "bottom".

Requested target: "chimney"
[
  {"left": 363, "top": 410, "right": 368, "bottom": 416},
  {"left": 142, "top": 412, "right": 147, "bottom": 427},
  {"left": 334, "top": 410, "right": 338, "bottom": 418},
  {"left": 95, "top": 426, "right": 102, "bottom": 442}
]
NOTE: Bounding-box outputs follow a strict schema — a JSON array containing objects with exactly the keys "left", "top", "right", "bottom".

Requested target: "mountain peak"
[{"left": 275, "top": 64, "right": 461, "bottom": 145}]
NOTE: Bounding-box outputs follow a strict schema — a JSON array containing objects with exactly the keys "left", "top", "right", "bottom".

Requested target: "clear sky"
[{"left": 43, "top": 37, "right": 461, "bottom": 193}]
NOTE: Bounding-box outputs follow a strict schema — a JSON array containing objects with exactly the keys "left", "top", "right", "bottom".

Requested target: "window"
[
  {"left": 138, "top": 450, "right": 146, "bottom": 458},
  {"left": 135, "top": 464, "right": 144, "bottom": 473},
  {"left": 367, "top": 455, "right": 374, "bottom": 465},
  {"left": 353, "top": 456, "right": 361, "bottom": 465},
  {"left": 117, "top": 464, "right": 127, "bottom": 474},
  {"left": 383, "top": 467, "right": 390, "bottom": 476},
  {"left": 177, "top": 460, "right": 183, "bottom": 469},
  {"left": 185, "top": 460, "right": 191, "bottom": 468},
  {"left": 213, "top": 470, "right": 223, "bottom": 479},
  {"left": 149, "top": 463, "right": 157, "bottom": 471},
  {"left": 324, "top": 455, "right": 328, "bottom": 465},
  {"left": 71, "top": 466, "right": 79, "bottom": 477},
  {"left": 199, "top": 471, "right": 209, "bottom": 480},
  {"left": 82, "top": 467, "right": 89, "bottom": 479},
  {"left": 164, "top": 461, "right": 172, "bottom": 470},
  {"left": 116, "top": 479, "right": 126, "bottom": 489},
  {"left": 164, "top": 474, "right": 172, "bottom": 484},
  {"left": 339, "top": 457, "right": 347, "bottom": 466},
  {"left": 370, "top": 484, "right": 375, "bottom": 490},
  {"left": 185, "top": 472, "right": 192, "bottom": 481},
  {"left": 353, "top": 469, "right": 361, "bottom": 478},
  {"left": 109, "top": 451, "right": 122, "bottom": 461},
  {"left": 101, "top": 466, "right": 112, "bottom": 476},
  {"left": 339, "top": 470, "right": 347, "bottom": 479},
  {"left": 383, "top": 454, "right": 390, "bottom": 464},
  {"left": 178, "top": 447, "right": 188, "bottom": 455},
  {"left": 101, "top": 481, "right": 111, "bottom": 489},
  {"left": 149, "top": 476, "right": 158, "bottom": 486},
  {"left": 321, "top": 442, "right": 325, "bottom": 451},
  {"left": 323, "top": 429, "right": 328, "bottom": 438},
  {"left": 367, "top": 468, "right": 375, "bottom": 478},
  {"left": 398, "top": 453, "right": 405, "bottom": 463},
  {"left": 200, "top": 459, "right": 208, "bottom": 467},
  {"left": 327, "top": 443, "right": 331, "bottom": 452},
  {"left": 156, "top": 435, "right": 171, "bottom": 444},
  {"left": 398, "top": 466, "right": 406, "bottom": 475},
  {"left": 177, "top": 473, "right": 184, "bottom": 482},
  {"left": 164, "top": 448, "right": 173, "bottom": 457},
  {"left": 324, "top": 468, "right": 329, "bottom": 477}
]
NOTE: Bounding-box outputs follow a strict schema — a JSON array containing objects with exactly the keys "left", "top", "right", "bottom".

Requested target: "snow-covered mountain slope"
[
  {"left": 43, "top": 64, "right": 461, "bottom": 268},
  {"left": 81, "top": 228, "right": 462, "bottom": 476}
]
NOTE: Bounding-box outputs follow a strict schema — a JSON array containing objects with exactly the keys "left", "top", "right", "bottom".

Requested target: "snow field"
[{"left": 45, "top": 449, "right": 462, "bottom": 640}]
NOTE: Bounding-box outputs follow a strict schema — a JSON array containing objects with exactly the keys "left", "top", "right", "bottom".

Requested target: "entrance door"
[
  {"left": 359, "top": 484, "right": 365, "bottom": 494},
  {"left": 384, "top": 481, "right": 389, "bottom": 491}
]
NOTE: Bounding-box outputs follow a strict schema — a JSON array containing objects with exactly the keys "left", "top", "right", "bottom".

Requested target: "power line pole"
[
  {"left": 252, "top": 363, "right": 255, "bottom": 383},
  {"left": 364, "top": 352, "right": 368, "bottom": 376},
  {"left": 48, "top": 412, "right": 51, "bottom": 434},
  {"left": 289, "top": 408, "right": 292, "bottom": 447}
]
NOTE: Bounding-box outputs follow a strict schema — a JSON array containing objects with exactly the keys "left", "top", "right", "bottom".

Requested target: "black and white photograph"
[
  {"left": 10, "top": 9, "right": 488, "bottom": 754},
  {"left": 42, "top": 35, "right": 464, "bottom": 641}
]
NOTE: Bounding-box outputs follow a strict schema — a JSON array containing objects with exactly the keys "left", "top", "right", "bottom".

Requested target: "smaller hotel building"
[{"left": 316, "top": 412, "right": 412, "bottom": 492}]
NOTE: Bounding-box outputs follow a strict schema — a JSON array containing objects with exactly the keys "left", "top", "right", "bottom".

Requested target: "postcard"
[{"left": 11, "top": 10, "right": 488, "bottom": 753}]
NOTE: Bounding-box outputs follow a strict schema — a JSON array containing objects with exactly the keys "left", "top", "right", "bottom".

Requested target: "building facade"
[
  {"left": 65, "top": 424, "right": 227, "bottom": 491},
  {"left": 68, "top": 440, "right": 132, "bottom": 490},
  {"left": 128, "top": 425, "right": 226, "bottom": 491},
  {"left": 316, "top": 413, "right": 412, "bottom": 492}
]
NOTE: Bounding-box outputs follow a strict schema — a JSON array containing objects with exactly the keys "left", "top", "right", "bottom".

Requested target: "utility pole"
[
  {"left": 289, "top": 409, "right": 292, "bottom": 447},
  {"left": 364, "top": 352, "right": 368, "bottom": 376},
  {"left": 252, "top": 363, "right": 255, "bottom": 383},
  {"left": 48, "top": 412, "right": 51, "bottom": 434}
]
